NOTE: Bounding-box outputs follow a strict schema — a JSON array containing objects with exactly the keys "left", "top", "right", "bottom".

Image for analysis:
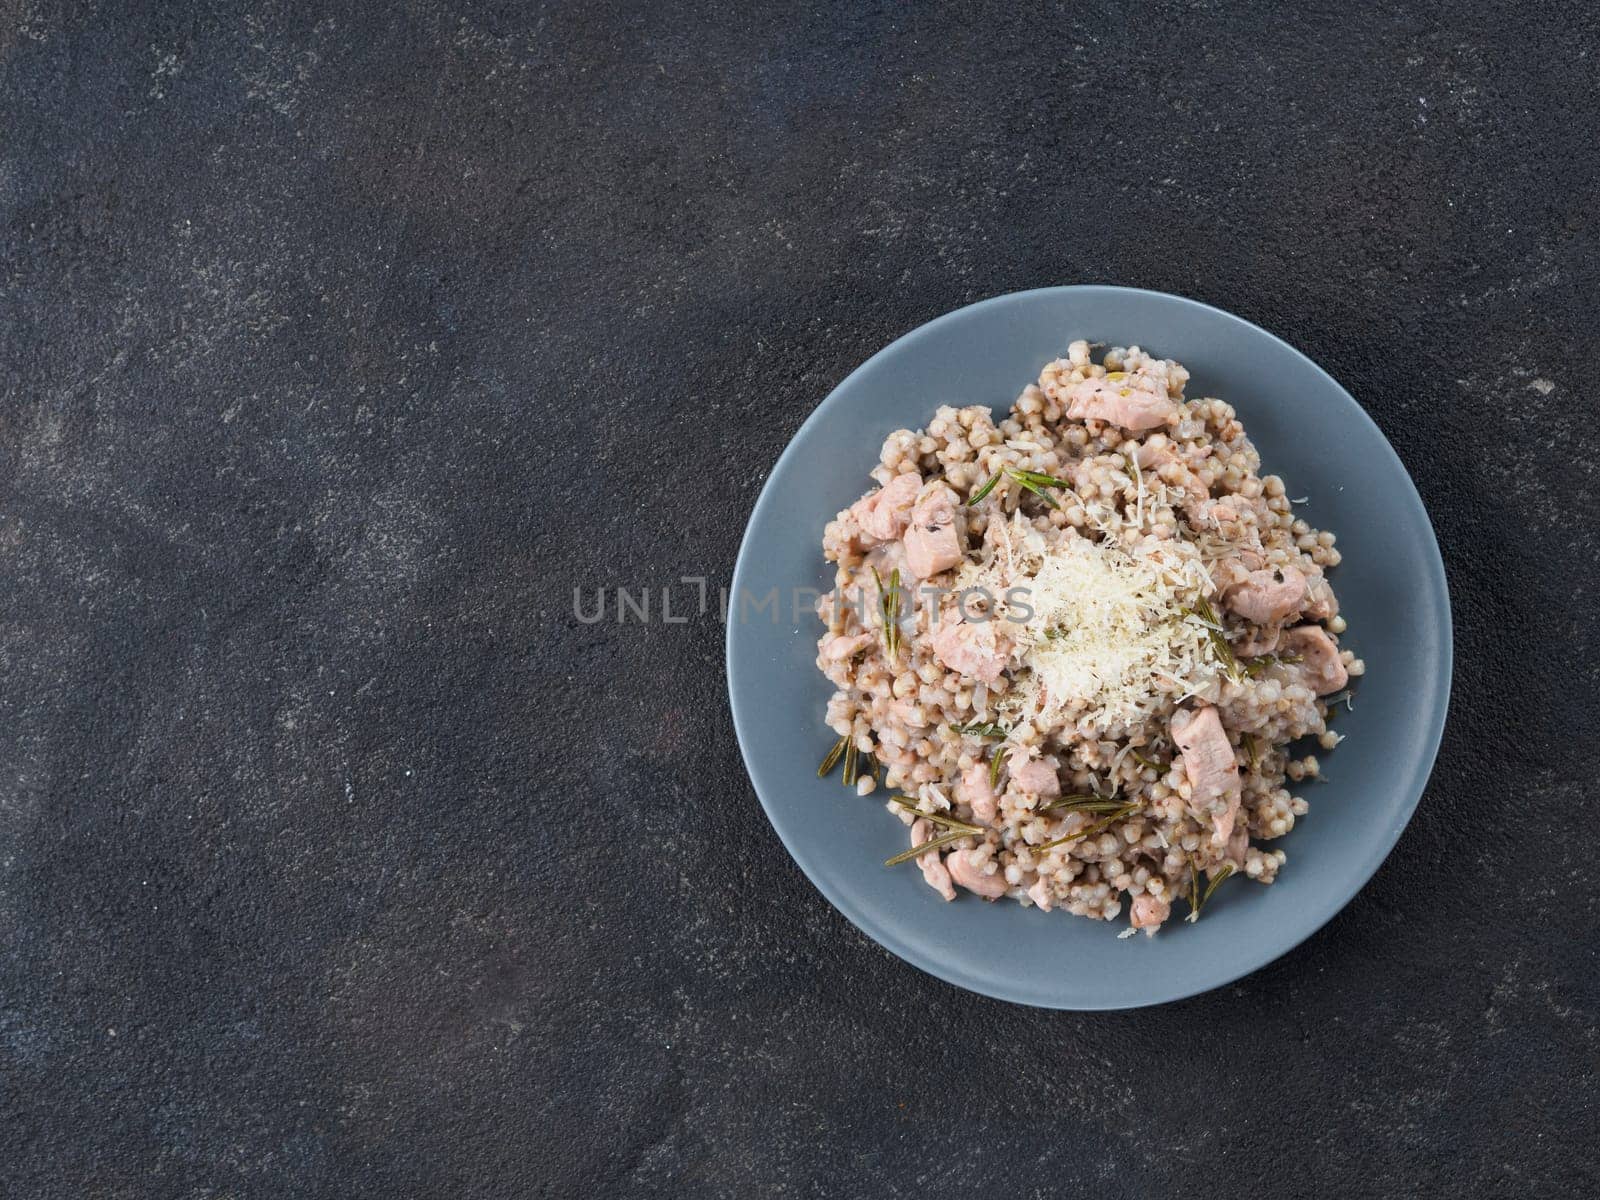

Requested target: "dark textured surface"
[{"left": 1, "top": 1, "right": 1597, "bottom": 1196}]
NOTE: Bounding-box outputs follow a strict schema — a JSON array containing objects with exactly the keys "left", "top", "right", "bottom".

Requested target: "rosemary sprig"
[
  {"left": 885, "top": 829, "right": 970, "bottom": 867},
  {"left": 949, "top": 720, "right": 1008, "bottom": 738},
  {"left": 1005, "top": 470, "right": 1061, "bottom": 509},
  {"left": 1186, "top": 857, "right": 1235, "bottom": 921},
  {"left": 818, "top": 735, "right": 848, "bottom": 777},
  {"left": 1036, "top": 794, "right": 1129, "bottom": 815},
  {"left": 888, "top": 796, "right": 984, "bottom": 834},
  {"left": 988, "top": 745, "right": 1009, "bottom": 791},
  {"left": 967, "top": 471, "right": 1003, "bottom": 505},
  {"left": 1188, "top": 595, "right": 1243, "bottom": 682},
  {"left": 964, "top": 466, "right": 1074, "bottom": 510},
  {"left": 1032, "top": 802, "right": 1140, "bottom": 854}
]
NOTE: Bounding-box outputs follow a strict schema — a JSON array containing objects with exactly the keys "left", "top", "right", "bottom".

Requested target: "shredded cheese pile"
[{"left": 979, "top": 527, "right": 1218, "bottom": 734}]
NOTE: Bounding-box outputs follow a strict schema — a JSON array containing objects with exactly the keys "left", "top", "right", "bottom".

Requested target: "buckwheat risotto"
[{"left": 814, "top": 339, "right": 1363, "bottom": 934}]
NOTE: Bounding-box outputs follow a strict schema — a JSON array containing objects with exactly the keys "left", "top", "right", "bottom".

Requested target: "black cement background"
[{"left": 1, "top": 2, "right": 1597, "bottom": 1197}]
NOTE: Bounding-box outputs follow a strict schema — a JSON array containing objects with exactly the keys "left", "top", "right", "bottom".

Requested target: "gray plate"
[{"left": 726, "top": 286, "right": 1451, "bottom": 1010}]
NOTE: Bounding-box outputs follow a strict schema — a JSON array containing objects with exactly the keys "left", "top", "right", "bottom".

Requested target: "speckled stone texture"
[{"left": 1, "top": 1, "right": 1597, "bottom": 1196}]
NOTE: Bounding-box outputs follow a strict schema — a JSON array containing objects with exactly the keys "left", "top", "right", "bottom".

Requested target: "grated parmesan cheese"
[{"left": 994, "top": 532, "right": 1219, "bottom": 734}]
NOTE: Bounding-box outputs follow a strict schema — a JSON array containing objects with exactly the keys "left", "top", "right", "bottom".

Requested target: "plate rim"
[{"left": 725, "top": 284, "right": 1453, "bottom": 1010}]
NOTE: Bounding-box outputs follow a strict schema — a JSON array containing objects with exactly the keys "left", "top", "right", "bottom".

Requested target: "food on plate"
[{"left": 813, "top": 339, "right": 1362, "bottom": 934}]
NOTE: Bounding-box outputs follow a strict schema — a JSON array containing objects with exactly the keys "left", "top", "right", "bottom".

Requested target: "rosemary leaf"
[
  {"left": 1201, "top": 864, "right": 1235, "bottom": 907},
  {"left": 1241, "top": 651, "right": 1303, "bottom": 678},
  {"left": 1189, "top": 593, "right": 1222, "bottom": 628},
  {"left": 872, "top": 567, "right": 900, "bottom": 659},
  {"left": 887, "top": 568, "right": 902, "bottom": 659},
  {"left": 1186, "top": 857, "right": 1235, "bottom": 920},
  {"left": 1007, "top": 472, "right": 1061, "bottom": 509},
  {"left": 988, "top": 745, "right": 1009, "bottom": 791},
  {"left": 818, "top": 735, "right": 848, "bottom": 778},
  {"left": 888, "top": 796, "right": 984, "bottom": 834},
  {"left": 966, "top": 471, "right": 1003, "bottom": 505},
  {"left": 842, "top": 738, "right": 859, "bottom": 786},
  {"left": 1188, "top": 595, "right": 1242, "bottom": 682},
  {"left": 1036, "top": 794, "right": 1128, "bottom": 814},
  {"left": 1007, "top": 468, "right": 1076, "bottom": 489},
  {"left": 1032, "top": 803, "right": 1139, "bottom": 853},
  {"left": 884, "top": 829, "right": 969, "bottom": 867},
  {"left": 949, "top": 721, "right": 1008, "bottom": 738},
  {"left": 1130, "top": 750, "right": 1164, "bottom": 772}
]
